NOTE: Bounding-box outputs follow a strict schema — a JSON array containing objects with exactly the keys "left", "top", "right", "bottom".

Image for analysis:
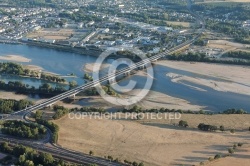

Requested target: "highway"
[{"left": 0, "top": 135, "right": 123, "bottom": 166}]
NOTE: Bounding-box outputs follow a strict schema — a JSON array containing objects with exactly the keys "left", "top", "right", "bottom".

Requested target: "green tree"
[
  {"left": 89, "top": 150, "right": 94, "bottom": 156},
  {"left": 139, "top": 162, "right": 144, "bottom": 166},
  {"left": 179, "top": 120, "right": 188, "bottom": 127},
  {"left": 228, "top": 148, "right": 234, "bottom": 154},
  {"left": 69, "top": 80, "right": 78, "bottom": 89},
  {"left": 19, "top": 155, "right": 26, "bottom": 164},
  {"left": 220, "top": 125, "right": 225, "bottom": 132},
  {"left": 40, "top": 153, "right": 54, "bottom": 165},
  {"left": 24, "top": 160, "right": 34, "bottom": 166},
  {"left": 214, "top": 154, "right": 221, "bottom": 159}
]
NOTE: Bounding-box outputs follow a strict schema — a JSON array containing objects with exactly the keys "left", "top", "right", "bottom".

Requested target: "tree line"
[
  {"left": 0, "top": 142, "right": 76, "bottom": 166},
  {"left": 0, "top": 62, "right": 66, "bottom": 83},
  {"left": 223, "top": 51, "right": 250, "bottom": 60},
  {"left": 53, "top": 106, "right": 107, "bottom": 120},
  {"left": 167, "top": 52, "right": 250, "bottom": 66},
  {"left": 0, "top": 99, "right": 33, "bottom": 114},
  {"left": 52, "top": 105, "right": 70, "bottom": 120},
  {"left": 84, "top": 85, "right": 117, "bottom": 96},
  {"left": 120, "top": 106, "right": 248, "bottom": 114},
  {"left": 223, "top": 108, "right": 247, "bottom": 114},
  {"left": 1, "top": 120, "right": 47, "bottom": 139},
  {"left": 71, "top": 107, "right": 106, "bottom": 114},
  {"left": 0, "top": 80, "right": 66, "bottom": 96}
]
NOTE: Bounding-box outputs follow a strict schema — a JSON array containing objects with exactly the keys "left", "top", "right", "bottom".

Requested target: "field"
[
  {"left": 167, "top": 21, "right": 195, "bottom": 28},
  {"left": 139, "top": 114, "right": 250, "bottom": 130},
  {"left": 27, "top": 28, "right": 91, "bottom": 42},
  {"left": 27, "top": 28, "right": 75, "bottom": 40},
  {"left": 0, "top": 91, "right": 28, "bottom": 100},
  {"left": 54, "top": 114, "right": 250, "bottom": 166},
  {"left": 207, "top": 144, "right": 250, "bottom": 166},
  {"left": 207, "top": 40, "right": 250, "bottom": 50}
]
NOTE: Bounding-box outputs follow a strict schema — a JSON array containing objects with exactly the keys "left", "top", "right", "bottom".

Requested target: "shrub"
[
  {"left": 230, "top": 129, "right": 235, "bottom": 134},
  {"left": 139, "top": 162, "right": 144, "bottom": 166},
  {"left": 238, "top": 143, "right": 243, "bottom": 147},
  {"left": 228, "top": 148, "right": 234, "bottom": 154},
  {"left": 132, "top": 161, "right": 138, "bottom": 166},
  {"left": 107, "top": 156, "right": 113, "bottom": 161},
  {"left": 214, "top": 154, "right": 221, "bottom": 159},
  {"left": 198, "top": 123, "right": 217, "bottom": 131},
  {"left": 89, "top": 150, "right": 94, "bottom": 156},
  {"left": 220, "top": 125, "right": 225, "bottom": 132},
  {"left": 179, "top": 120, "right": 189, "bottom": 127}
]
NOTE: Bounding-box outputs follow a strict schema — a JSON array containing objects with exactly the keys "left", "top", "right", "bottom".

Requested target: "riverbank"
[
  {"left": 0, "top": 55, "right": 31, "bottom": 62},
  {"left": 21, "top": 40, "right": 103, "bottom": 57},
  {"left": 84, "top": 63, "right": 110, "bottom": 72}
]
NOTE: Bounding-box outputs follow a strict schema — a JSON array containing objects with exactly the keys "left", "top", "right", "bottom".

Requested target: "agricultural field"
[
  {"left": 54, "top": 114, "right": 250, "bottom": 166},
  {"left": 167, "top": 21, "right": 195, "bottom": 28},
  {"left": 26, "top": 28, "right": 88, "bottom": 41}
]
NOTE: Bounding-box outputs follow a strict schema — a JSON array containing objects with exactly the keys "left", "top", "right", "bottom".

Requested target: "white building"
[{"left": 0, "top": 28, "right": 5, "bottom": 33}]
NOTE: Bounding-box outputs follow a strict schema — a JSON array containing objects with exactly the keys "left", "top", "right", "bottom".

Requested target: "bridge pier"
[
  {"left": 46, "top": 102, "right": 56, "bottom": 108},
  {"left": 138, "top": 65, "right": 146, "bottom": 70},
  {"left": 69, "top": 94, "right": 76, "bottom": 99},
  {"left": 124, "top": 71, "right": 131, "bottom": 77},
  {"left": 109, "top": 78, "right": 116, "bottom": 84},
  {"left": 47, "top": 104, "right": 53, "bottom": 108}
]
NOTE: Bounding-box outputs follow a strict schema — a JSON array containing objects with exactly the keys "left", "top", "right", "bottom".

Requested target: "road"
[{"left": 0, "top": 136, "right": 123, "bottom": 166}]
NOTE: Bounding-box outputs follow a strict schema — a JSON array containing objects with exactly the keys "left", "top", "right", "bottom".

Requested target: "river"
[{"left": 0, "top": 43, "right": 249, "bottom": 112}]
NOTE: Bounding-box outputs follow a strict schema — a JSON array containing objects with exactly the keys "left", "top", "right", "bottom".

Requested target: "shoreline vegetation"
[
  {"left": 0, "top": 62, "right": 67, "bottom": 84},
  {"left": 0, "top": 80, "right": 66, "bottom": 97},
  {"left": 21, "top": 40, "right": 103, "bottom": 57},
  {"left": 168, "top": 52, "right": 250, "bottom": 66}
]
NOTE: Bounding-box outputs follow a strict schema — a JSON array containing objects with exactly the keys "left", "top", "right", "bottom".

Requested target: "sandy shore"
[
  {"left": 55, "top": 116, "right": 250, "bottom": 166},
  {"left": 24, "top": 65, "right": 43, "bottom": 71},
  {"left": 84, "top": 63, "right": 110, "bottom": 72},
  {"left": 167, "top": 72, "right": 250, "bottom": 95},
  {"left": 0, "top": 55, "right": 31, "bottom": 62},
  {"left": 77, "top": 89, "right": 204, "bottom": 111},
  {"left": 156, "top": 61, "right": 250, "bottom": 96},
  {"left": 134, "top": 90, "right": 204, "bottom": 110}
]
